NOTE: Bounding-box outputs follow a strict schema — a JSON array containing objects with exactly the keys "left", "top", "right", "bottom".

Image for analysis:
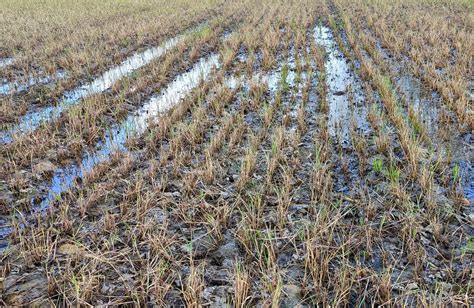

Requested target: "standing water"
[
  {"left": 0, "top": 70, "right": 66, "bottom": 95},
  {"left": 47, "top": 59, "right": 290, "bottom": 206},
  {"left": 0, "top": 57, "right": 14, "bottom": 69},
  {"left": 314, "top": 25, "right": 368, "bottom": 140},
  {"left": 37, "top": 54, "right": 220, "bottom": 211},
  {"left": 0, "top": 54, "right": 219, "bottom": 251},
  {"left": 0, "top": 52, "right": 289, "bottom": 251},
  {"left": 0, "top": 25, "right": 206, "bottom": 144}
]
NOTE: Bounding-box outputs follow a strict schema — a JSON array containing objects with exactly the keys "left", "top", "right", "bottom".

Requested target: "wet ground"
[
  {"left": 0, "top": 24, "right": 207, "bottom": 143},
  {"left": 38, "top": 54, "right": 220, "bottom": 211},
  {"left": 358, "top": 25, "right": 473, "bottom": 207},
  {"left": 1, "top": 11, "right": 472, "bottom": 306},
  {"left": 314, "top": 25, "right": 369, "bottom": 140},
  {"left": 0, "top": 57, "right": 13, "bottom": 68}
]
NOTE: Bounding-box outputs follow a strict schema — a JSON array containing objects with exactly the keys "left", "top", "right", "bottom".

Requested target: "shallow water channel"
[
  {"left": 39, "top": 54, "right": 219, "bottom": 210},
  {"left": 0, "top": 25, "right": 205, "bottom": 143},
  {"left": 314, "top": 25, "right": 369, "bottom": 140},
  {"left": 0, "top": 54, "right": 219, "bottom": 250},
  {"left": 0, "top": 70, "right": 66, "bottom": 96}
]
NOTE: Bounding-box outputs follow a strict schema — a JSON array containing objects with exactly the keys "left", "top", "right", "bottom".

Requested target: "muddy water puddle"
[
  {"left": 285, "top": 47, "right": 310, "bottom": 129},
  {"left": 397, "top": 73, "right": 439, "bottom": 135},
  {"left": 0, "top": 25, "right": 206, "bottom": 144},
  {"left": 314, "top": 25, "right": 369, "bottom": 140},
  {"left": 459, "top": 160, "right": 474, "bottom": 203},
  {"left": 257, "top": 68, "right": 289, "bottom": 94},
  {"left": 0, "top": 216, "right": 13, "bottom": 250}
]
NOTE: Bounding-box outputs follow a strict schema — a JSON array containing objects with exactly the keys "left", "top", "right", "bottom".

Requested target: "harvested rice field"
[{"left": 0, "top": 0, "right": 473, "bottom": 305}]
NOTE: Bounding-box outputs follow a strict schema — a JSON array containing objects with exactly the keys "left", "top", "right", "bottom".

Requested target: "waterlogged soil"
[
  {"left": 0, "top": 24, "right": 208, "bottom": 144},
  {"left": 0, "top": 22, "right": 242, "bottom": 252},
  {"left": 314, "top": 25, "right": 369, "bottom": 140},
  {"left": 37, "top": 54, "right": 220, "bottom": 211},
  {"left": 0, "top": 25, "right": 235, "bottom": 204},
  {"left": 356, "top": 26, "right": 474, "bottom": 206},
  {"left": 0, "top": 49, "right": 224, "bottom": 246},
  {"left": 1, "top": 40, "right": 286, "bottom": 302},
  {"left": 380, "top": 52, "right": 473, "bottom": 206},
  {"left": 327, "top": 21, "right": 473, "bottom": 290},
  {"left": 1, "top": 21, "right": 473, "bottom": 306},
  {"left": 0, "top": 57, "right": 14, "bottom": 68},
  {"left": 331, "top": 13, "right": 474, "bottom": 208},
  {"left": 0, "top": 70, "right": 67, "bottom": 97}
]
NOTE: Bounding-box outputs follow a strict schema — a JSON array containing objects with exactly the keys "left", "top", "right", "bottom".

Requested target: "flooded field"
[
  {"left": 0, "top": 24, "right": 208, "bottom": 143},
  {"left": 0, "top": 0, "right": 472, "bottom": 306}
]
